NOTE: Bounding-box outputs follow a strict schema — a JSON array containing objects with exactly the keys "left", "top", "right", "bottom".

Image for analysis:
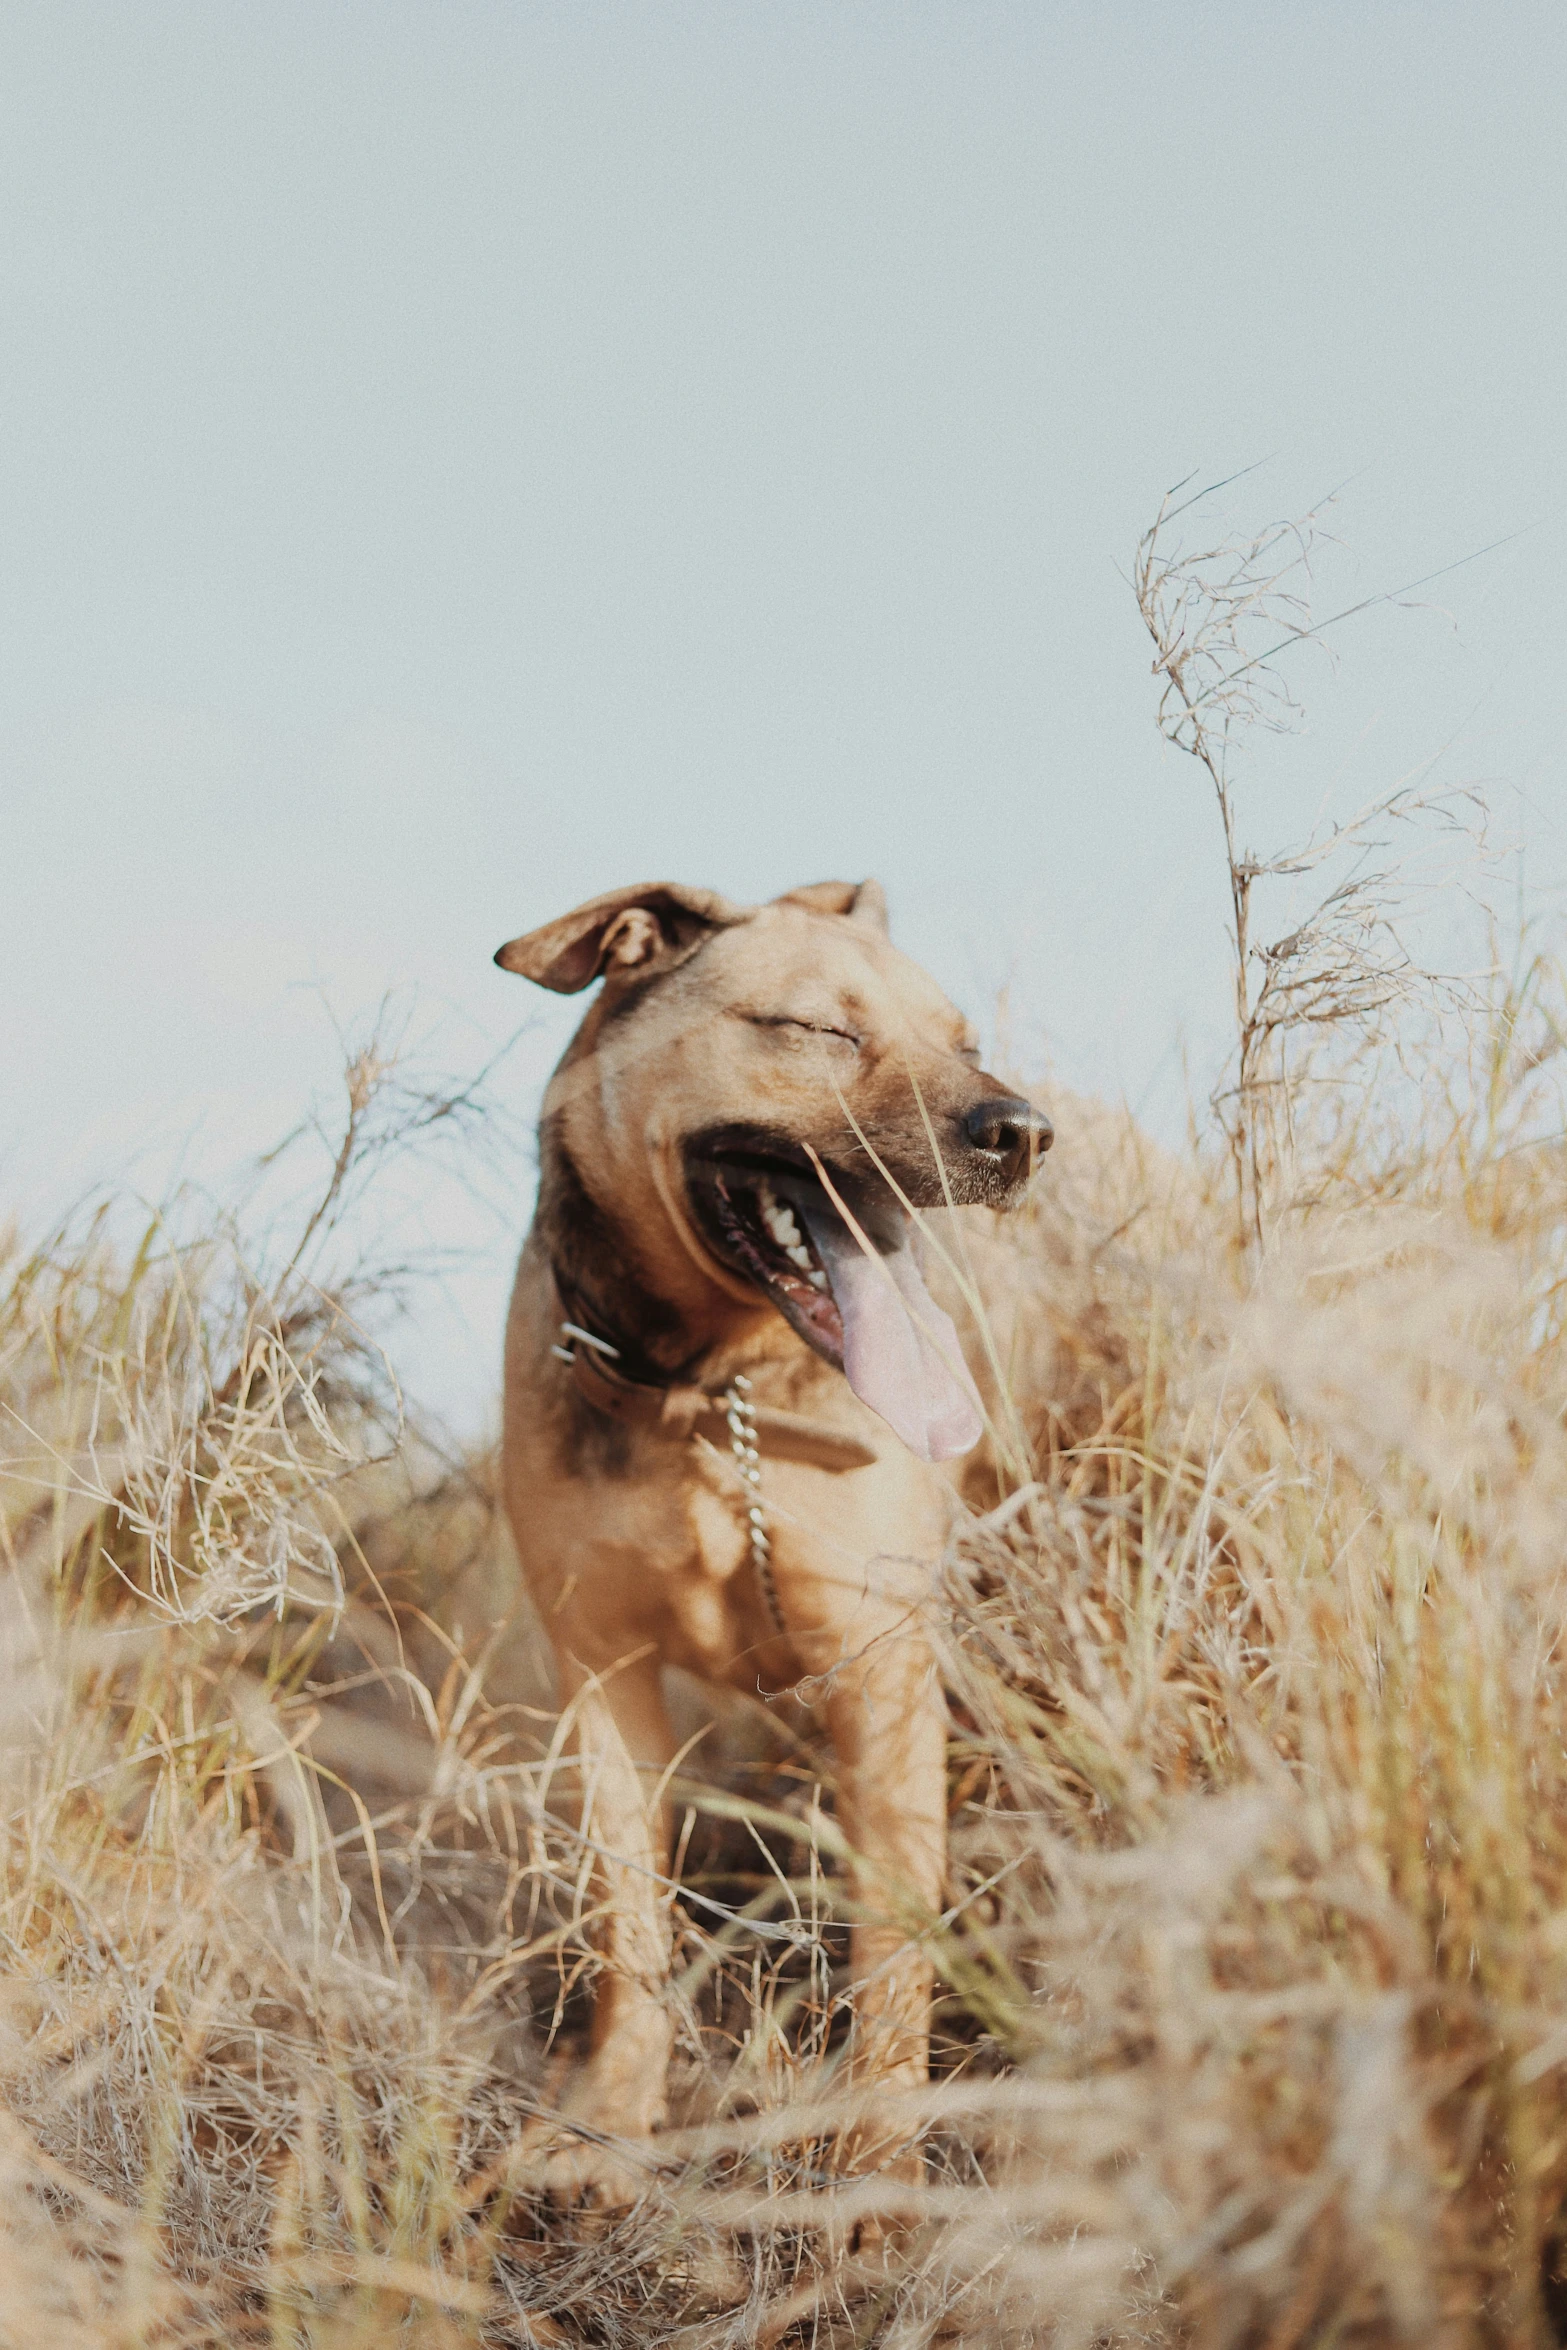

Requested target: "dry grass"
[
  {"left": 3, "top": 478, "right": 1563, "bottom": 2342},
  {"left": 2, "top": 936, "right": 1567, "bottom": 2349}
]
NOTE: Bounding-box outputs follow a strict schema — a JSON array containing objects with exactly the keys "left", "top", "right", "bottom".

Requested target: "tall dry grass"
[
  {"left": 5, "top": 490, "right": 1565, "bottom": 2345},
  {"left": 4, "top": 938, "right": 1567, "bottom": 2347}
]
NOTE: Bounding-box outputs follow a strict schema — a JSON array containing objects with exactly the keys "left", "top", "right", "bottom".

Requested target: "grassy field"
[{"left": 4, "top": 928, "right": 1567, "bottom": 2348}]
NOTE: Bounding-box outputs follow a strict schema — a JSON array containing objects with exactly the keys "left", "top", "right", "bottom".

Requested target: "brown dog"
[{"left": 495, "top": 878, "right": 1050, "bottom": 2204}]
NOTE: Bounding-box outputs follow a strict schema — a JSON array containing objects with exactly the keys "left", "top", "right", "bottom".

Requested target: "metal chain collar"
[{"left": 722, "top": 1374, "right": 784, "bottom": 1632}]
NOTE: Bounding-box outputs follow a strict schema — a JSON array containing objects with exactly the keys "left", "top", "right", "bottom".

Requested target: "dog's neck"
[{"left": 533, "top": 1115, "right": 710, "bottom": 1384}]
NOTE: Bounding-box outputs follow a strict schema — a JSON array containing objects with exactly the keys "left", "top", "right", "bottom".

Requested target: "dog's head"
[{"left": 496, "top": 880, "right": 1051, "bottom": 1459}]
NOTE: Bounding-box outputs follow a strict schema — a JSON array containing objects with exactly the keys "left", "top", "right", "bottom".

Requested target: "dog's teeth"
[
  {"left": 806, "top": 1269, "right": 828, "bottom": 1291},
  {"left": 761, "top": 1199, "right": 804, "bottom": 1250},
  {"left": 785, "top": 1243, "right": 812, "bottom": 1269}
]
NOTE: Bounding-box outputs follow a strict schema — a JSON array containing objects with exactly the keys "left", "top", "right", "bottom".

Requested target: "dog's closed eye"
[{"left": 743, "top": 1013, "right": 861, "bottom": 1049}]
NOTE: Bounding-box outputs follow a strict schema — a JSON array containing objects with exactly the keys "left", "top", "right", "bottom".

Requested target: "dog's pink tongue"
[{"left": 800, "top": 1209, "right": 983, "bottom": 1462}]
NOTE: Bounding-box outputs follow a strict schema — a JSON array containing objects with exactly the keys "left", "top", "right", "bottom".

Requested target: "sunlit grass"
[{"left": 4, "top": 943, "right": 1567, "bottom": 2344}]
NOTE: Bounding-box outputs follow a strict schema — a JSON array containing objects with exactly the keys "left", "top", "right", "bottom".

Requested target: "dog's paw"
[
  {"left": 537, "top": 2130, "right": 658, "bottom": 2216},
  {"left": 826, "top": 2110, "right": 927, "bottom": 2252},
  {"left": 508, "top": 2104, "right": 664, "bottom": 2223}
]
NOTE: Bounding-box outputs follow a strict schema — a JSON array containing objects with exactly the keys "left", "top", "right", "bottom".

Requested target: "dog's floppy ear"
[
  {"left": 778, "top": 878, "right": 889, "bottom": 933},
  {"left": 494, "top": 882, "right": 748, "bottom": 994}
]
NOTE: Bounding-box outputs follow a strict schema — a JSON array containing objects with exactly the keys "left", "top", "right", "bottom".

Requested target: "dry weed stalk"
[{"left": 1132, "top": 473, "right": 1489, "bottom": 1246}]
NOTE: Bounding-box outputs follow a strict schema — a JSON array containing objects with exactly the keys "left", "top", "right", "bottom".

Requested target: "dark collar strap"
[{"left": 550, "top": 1277, "right": 878, "bottom": 1473}]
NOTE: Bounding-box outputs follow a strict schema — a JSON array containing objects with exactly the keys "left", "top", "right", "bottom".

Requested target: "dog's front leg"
[
  {"left": 822, "top": 1619, "right": 947, "bottom": 2172},
  {"left": 538, "top": 1648, "right": 677, "bottom": 2206}
]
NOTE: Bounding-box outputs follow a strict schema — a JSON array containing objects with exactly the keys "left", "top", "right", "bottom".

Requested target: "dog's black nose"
[{"left": 963, "top": 1096, "right": 1054, "bottom": 1177}]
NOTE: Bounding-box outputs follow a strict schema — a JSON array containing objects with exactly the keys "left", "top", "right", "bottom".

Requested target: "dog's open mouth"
[
  {"left": 695, "top": 1157, "right": 847, "bottom": 1357},
  {"left": 685, "top": 1140, "right": 983, "bottom": 1462}
]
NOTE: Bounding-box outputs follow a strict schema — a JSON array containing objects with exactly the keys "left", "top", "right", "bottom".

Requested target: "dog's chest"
[{"left": 648, "top": 1444, "right": 775, "bottom": 1675}]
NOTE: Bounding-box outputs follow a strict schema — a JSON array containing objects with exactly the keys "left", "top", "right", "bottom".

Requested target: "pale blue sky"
[{"left": 5, "top": 3, "right": 1565, "bottom": 1425}]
